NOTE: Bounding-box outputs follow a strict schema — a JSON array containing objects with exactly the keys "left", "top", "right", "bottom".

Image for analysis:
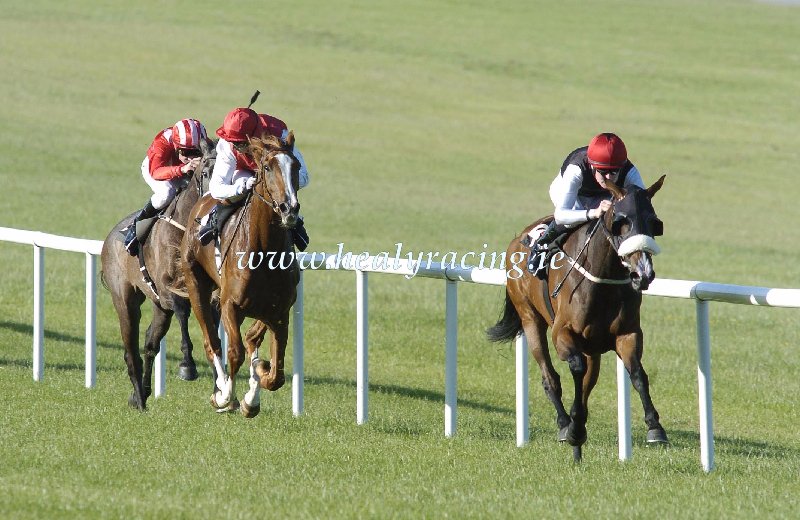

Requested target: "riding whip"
[{"left": 248, "top": 90, "right": 260, "bottom": 108}]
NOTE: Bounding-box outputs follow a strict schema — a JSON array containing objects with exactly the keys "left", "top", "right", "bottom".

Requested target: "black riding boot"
[
  {"left": 527, "top": 220, "right": 567, "bottom": 278},
  {"left": 292, "top": 217, "right": 310, "bottom": 251},
  {"left": 198, "top": 203, "right": 238, "bottom": 245},
  {"left": 124, "top": 200, "right": 159, "bottom": 256}
]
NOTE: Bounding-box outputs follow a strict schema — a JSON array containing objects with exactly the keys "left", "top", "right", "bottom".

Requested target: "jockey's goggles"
[
  {"left": 178, "top": 147, "right": 202, "bottom": 158},
  {"left": 594, "top": 166, "right": 621, "bottom": 177},
  {"left": 231, "top": 141, "right": 249, "bottom": 152}
]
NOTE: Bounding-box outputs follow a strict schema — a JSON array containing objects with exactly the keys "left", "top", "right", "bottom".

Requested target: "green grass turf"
[{"left": 1, "top": 0, "right": 799, "bottom": 518}]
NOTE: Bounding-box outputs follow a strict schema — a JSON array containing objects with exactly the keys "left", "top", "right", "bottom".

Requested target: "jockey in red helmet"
[
  {"left": 528, "top": 133, "right": 648, "bottom": 275},
  {"left": 197, "top": 107, "right": 311, "bottom": 250},
  {"left": 124, "top": 118, "right": 210, "bottom": 255}
]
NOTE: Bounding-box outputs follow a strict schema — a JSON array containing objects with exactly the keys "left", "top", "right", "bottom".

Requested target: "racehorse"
[
  {"left": 100, "top": 137, "right": 216, "bottom": 410},
  {"left": 487, "top": 175, "right": 667, "bottom": 461},
  {"left": 181, "top": 133, "right": 301, "bottom": 418}
]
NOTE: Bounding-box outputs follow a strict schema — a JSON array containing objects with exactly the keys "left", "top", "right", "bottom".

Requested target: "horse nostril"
[{"left": 279, "top": 203, "right": 289, "bottom": 214}]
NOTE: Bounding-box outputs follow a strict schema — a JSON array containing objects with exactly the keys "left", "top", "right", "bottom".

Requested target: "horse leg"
[
  {"left": 141, "top": 304, "right": 173, "bottom": 402},
  {"left": 616, "top": 332, "right": 668, "bottom": 444},
  {"left": 553, "top": 327, "right": 589, "bottom": 460},
  {"left": 219, "top": 301, "right": 246, "bottom": 411},
  {"left": 112, "top": 287, "right": 146, "bottom": 410},
  {"left": 173, "top": 297, "right": 198, "bottom": 381},
  {"left": 520, "top": 312, "right": 570, "bottom": 441},
  {"left": 256, "top": 315, "right": 288, "bottom": 391},
  {"left": 241, "top": 320, "right": 269, "bottom": 418},
  {"left": 184, "top": 262, "right": 232, "bottom": 411}
]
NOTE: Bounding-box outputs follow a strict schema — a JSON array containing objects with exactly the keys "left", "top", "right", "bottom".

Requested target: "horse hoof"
[
  {"left": 212, "top": 397, "right": 240, "bottom": 414},
  {"left": 646, "top": 428, "right": 669, "bottom": 445},
  {"left": 558, "top": 427, "right": 569, "bottom": 443},
  {"left": 177, "top": 363, "right": 198, "bottom": 381},
  {"left": 241, "top": 401, "right": 261, "bottom": 419},
  {"left": 566, "top": 425, "right": 587, "bottom": 447},
  {"left": 128, "top": 393, "right": 146, "bottom": 411},
  {"left": 573, "top": 445, "right": 583, "bottom": 463}
]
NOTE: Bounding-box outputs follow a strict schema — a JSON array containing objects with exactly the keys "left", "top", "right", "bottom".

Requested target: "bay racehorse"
[
  {"left": 181, "top": 133, "right": 301, "bottom": 418},
  {"left": 487, "top": 175, "right": 667, "bottom": 461},
  {"left": 100, "top": 137, "right": 216, "bottom": 410}
]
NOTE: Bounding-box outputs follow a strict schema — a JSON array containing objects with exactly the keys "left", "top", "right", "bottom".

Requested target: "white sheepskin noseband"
[{"left": 617, "top": 234, "right": 661, "bottom": 257}]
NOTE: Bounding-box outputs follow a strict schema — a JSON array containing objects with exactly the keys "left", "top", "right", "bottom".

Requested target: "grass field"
[{"left": 1, "top": 0, "right": 799, "bottom": 518}]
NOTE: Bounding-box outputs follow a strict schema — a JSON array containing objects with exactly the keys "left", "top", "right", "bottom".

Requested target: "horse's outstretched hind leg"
[
  {"left": 173, "top": 297, "right": 198, "bottom": 381},
  {"left": 616, "top": 332, "right": 668, "bottom": 445}
]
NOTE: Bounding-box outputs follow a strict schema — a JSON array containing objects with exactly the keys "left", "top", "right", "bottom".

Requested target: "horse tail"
[{"left": 486, "top": 290, "right": 522, "bottom": 343}]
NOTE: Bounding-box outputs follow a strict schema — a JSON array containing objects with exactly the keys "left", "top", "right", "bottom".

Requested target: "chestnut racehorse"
[
  {"left": 181, "top": 134, "right": 301, "bottom": 417},
  {"left": 487, "top": 176, "right": 668, "bottom": 461},
  {"left": 100, "top": 137, "right": 216, "bottom": 410}
]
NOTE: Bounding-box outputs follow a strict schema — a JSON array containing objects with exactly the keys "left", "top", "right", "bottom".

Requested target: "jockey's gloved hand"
[{"left": 244, "top": 177, "right": 256, "bottom": 190}]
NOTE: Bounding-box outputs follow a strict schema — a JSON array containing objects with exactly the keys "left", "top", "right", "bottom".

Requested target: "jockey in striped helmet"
[{"left": 124, "top": 118, "right": 210, "bottom": 256}]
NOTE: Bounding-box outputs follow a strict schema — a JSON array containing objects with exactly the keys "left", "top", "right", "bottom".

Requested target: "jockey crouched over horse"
[
  {"left": 181, "top": 106, "right": 308, "bottom": 418},
  {"left": 488, "top": 133, "right": 668, "bottom": 462},
  {"left": 101, "top": 118, "right": 217, "bottom": 410}
]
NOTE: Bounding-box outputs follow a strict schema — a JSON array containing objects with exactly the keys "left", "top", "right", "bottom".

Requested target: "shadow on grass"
[
  {"left": 0, "top": 319, "right": 197, "bottom": 369},
  {"left": 306, "top": 375, "right": 514, "bottom": 416},
  {"left": 656, "top": 428, "right": 800, "bottom": 460}
]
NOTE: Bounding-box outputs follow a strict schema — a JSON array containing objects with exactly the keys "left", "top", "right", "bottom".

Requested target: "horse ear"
[
  {"left": 605, "top": 179, "right": 625, "bottom": 201},
  {"left": 285, "top": 130, "right": 295, "bottom": 148},
  {"left": 647, "top": 174, "right": 666, "bottom": 199}
]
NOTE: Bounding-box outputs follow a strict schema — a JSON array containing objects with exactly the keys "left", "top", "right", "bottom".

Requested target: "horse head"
[
  {"left": 604, "top": 175, "right": 666, "bottom": 291},
  {"left": 247, "top": 133, "right": 301, "bottom": 229},
  {"left": 191, "top": 137, "right": 217, "bottom": 196}
]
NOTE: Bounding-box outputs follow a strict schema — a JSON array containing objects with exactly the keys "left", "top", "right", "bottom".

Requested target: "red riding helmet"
[
  {"left": 171, "top": 118, "right": 207, "bottom": 150},
  {"left": 216, "top": 108, "right": 261, "bottom": 142},
  {"left": 587, "top": 133, "right": 627, "bottom": 170}
]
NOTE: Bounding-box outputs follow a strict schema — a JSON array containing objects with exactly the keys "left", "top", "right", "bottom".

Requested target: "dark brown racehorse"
[
  {"left": 181, "top": 133, "right": 301, "bottom": 417},
  {"left": 100, "top": 138, "right": 216, "bottom": 410},
  {"left": 488, "top": 175, "right": 667, "bottom": 461}
]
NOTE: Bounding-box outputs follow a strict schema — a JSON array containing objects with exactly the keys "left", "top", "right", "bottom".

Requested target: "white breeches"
[{"left": 141, "top": 157, "right": 184, "bottom": 210}]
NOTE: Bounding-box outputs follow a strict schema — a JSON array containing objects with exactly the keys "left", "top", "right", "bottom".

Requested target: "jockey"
[
  {"left": 197, "top": 107, "right": 311, "bottom": 250},
  {"left": 124, "top": 118, "right": 209, "bottom": 256},
  {"left": 529, "top": 132, "right": 646, "bottom": 271}
]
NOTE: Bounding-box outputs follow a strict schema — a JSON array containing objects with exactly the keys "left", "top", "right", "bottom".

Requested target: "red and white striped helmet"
[{"left": 171, "top": 118, "right": 207, "bottom": 150}]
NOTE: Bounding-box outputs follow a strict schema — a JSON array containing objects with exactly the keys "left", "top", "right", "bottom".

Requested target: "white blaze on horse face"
[{"left": 275, "top": 153, "right": 298, "bottom": 208}]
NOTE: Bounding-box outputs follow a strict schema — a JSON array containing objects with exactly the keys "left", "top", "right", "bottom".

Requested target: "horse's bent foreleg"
[
  {"left": 616, "top": 331, "right": 668, "bottom": 444},
  {"left": 173, "top": 297, "right": 198, "bottom": 381}
]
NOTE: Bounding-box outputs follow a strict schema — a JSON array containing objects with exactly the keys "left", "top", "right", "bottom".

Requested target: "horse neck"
[
  {"left": 581, "top": 219, "right": 627, "bottom": 280},
  {"left": 246, "top": 192, "right": 286, "bottom": 252},
  {"left": 170, "top": 185, "right": 200, "bottom": 223}
]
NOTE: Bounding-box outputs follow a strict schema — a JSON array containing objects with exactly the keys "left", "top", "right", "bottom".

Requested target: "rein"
[{"left": 550, "top": 204, "right": 631, "bottom": 298}]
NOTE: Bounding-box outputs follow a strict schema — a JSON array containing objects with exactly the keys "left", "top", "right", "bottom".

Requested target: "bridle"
[
  {"left": 550, "top": 198, "right": 632, "bottom": 298},
  {"left": 251, "top": 148, "right": 298, "bottom": 217}
]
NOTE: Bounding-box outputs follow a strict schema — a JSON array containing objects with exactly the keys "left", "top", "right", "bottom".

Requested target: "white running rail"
[{"left": 2, "top": 226, "right": 799, "bottom": 473}]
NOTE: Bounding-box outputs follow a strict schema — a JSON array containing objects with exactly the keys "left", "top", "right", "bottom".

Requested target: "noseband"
[{"left": 550, "top": 200, "right": 632, "bottom": 298}]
